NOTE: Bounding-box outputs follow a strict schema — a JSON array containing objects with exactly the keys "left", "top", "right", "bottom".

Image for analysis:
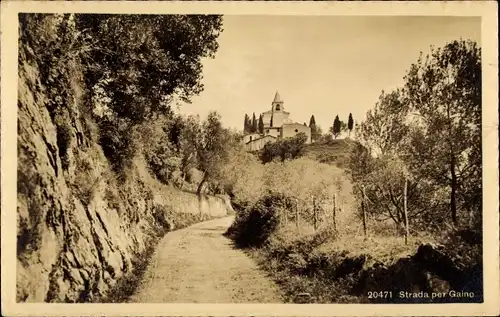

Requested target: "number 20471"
[{"left": 367, "top": 291, "right": 393, "bottom": 299}]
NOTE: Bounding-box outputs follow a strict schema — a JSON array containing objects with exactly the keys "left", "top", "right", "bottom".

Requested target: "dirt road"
[{"left": 128, "top": 216, "right": 283, "bottom": 303}]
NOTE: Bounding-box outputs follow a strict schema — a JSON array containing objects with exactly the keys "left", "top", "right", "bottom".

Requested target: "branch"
[{"left": 388, "top": 187, "right": 403, "bottom": 215}]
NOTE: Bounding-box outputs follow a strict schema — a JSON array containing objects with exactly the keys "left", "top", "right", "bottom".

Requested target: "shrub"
[
  {"left": 260, "top": 133, "right": 308, "bottom": 163},
  {"left": 151, "top": 204, "right": 173, "bottom": 234},
  {"left": 98, "top": 119, "right": 139, "bottom": 174},
  {"left": 227, "top": 193, "right": 294, "bottom": 248},
  {"left": 71, "top": 153, "right": 101, "bottom": 206}
]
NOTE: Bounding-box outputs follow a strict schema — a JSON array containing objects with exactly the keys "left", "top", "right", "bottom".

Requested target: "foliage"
[
  {"left": 72, "top": 14, "right": 223, "bottom": 172},
  {"left": 258, "top": 114, "right": 264, "bottom": 134},
  {"left": 221, "top": 147, "right": 266, "bottom": 204},
  {"left": 182, "top": 112, "right": 234, "bottom": 194},
  {"left": 332, "top": 115, "right": 341, "bottom": 139},
  {"left": 349, "top": 39, "right": 481, "bottom": 233},
  {"left": 358, "top": 90, "right": 409, "bottom": 157},
  {"left": 347, "top": 113, "right": 354, "bottom": 137},
  {"left": 251, "top": 112, "right": 258, "bottom": 133},
  {"left": 260, "top": 133, "right": 308, "bottom": 163},
  {"left": 402, "top": 39, "right": 481, "bottom": 226},
  {"left": 225, "top": 193, "right": 294, "bottom": 248},
  {"left": 19, "top": 13, "right": 228, "bottom": 191},
  {"left": 140, "top": 116, "right": 182, "bottom": 185},
  {"left": 222, "top": 147, "right": 349, "bottom": 229},
  {"left": 309, "top": 115, "right": 321, "bottom": 142},
  {"left": 244, "top": 114, "right": 250, "bottom": 133},
  {"left": 76, "top": 14, "right": 222, "bottom": 123}
]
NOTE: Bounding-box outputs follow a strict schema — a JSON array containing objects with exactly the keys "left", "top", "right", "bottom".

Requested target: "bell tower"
[{"left": 271, "top": 90, "right": 284, "bottom": 112}]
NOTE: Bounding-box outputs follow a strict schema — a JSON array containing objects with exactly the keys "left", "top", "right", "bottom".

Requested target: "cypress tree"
[
  {"left": 258, "top": 114, "right": 264, "bottom": 134},
  {"left": 333, "top": 115, "right": 341, "bottom": 139},
  {"left": 252, "top": 112, "right": 257, "bottom": 133},
  {"left": 309, "top": 115, "right": 318, "bottom": 142},
  {"left": 244, "top": 114, "right": 250, "bottom": 133},
  {"left": 347, "top": 113, "right": 354, "bottom": 137}
]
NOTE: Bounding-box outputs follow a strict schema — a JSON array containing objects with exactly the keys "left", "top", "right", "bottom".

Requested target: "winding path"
[{"left": 128, "top": 216, "right": 283, "bottom": 303}]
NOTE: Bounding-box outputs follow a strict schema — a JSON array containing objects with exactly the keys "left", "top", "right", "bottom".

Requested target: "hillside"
[{"left": 303, "top": 138, "right": 360, "bottom": 168}]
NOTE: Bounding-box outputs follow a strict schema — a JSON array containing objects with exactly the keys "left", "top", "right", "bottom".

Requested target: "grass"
[
  {"left": 303, "top": 139, "right": 359, "bottom": 167},
  {"left": 229, "top": 214, "right": 445, "bottom": 304},
  {"left": 241, "top": 219, "right": 481, "bottom": 303}
]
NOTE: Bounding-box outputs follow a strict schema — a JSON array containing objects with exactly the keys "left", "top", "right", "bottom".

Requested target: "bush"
[
  {"left": 98, "top": 119, "right": 139, "bottom": 174},
  {"left": 260, "top": 133, "right": 308, "bottom": 163},
  {"left": 227, "top": 193, "right": 295, "bottom": 248},
  {"left": 71, "top": 153, "right": 101, "bottom": 206}
]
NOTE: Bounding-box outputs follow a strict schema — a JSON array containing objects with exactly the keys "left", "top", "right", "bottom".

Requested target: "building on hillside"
[{"left": 243, "top": 91, "right": 311, "bottom": 151}]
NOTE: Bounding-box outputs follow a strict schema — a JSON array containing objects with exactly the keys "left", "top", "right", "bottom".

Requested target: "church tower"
[
  {"left": 262, "top": 90, "right": 291, "bottom": 130},
  {"left": 271, "top": 90, "right": 284, "bottom": 112}
]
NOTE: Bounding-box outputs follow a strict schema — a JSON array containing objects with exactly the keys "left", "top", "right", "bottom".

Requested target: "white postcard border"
[{"left": 1, "top": 1, "right": 498, "bottom": 316}]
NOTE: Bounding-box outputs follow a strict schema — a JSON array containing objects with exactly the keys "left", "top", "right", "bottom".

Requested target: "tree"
[
  {"left": 252, "top": 112, "right": 257, "bottom": 133},
  {"left": 352, "top": 39, "right": 481, "bottom": 230},
  {"left": 246, "top": 116, "right": 252, "bottom": 133},
  {"left": 358, "top": 89, "right": 409, "bottom": 157},
  {"left": 180, "top": 115, "right": 202, "bottom": 181},
  {"left": 71, "top": 14, "right": 223, "bottom": 171},
  {"left": 315, "top": 126, "right": 324, "bottom": 142},
  {"left": 75, "top": 14, "right": 222, "bottom": 124},
  {"left": 244, "top": 114, "right": 250, "bottom": 133},
  {"left": 182, "top": 112, "right": 233, "bottom": 195},
  {"left": 350, "top": 109, "right": 442, "bottom": 232},
  {"left": 141, "top": 116, "right": 182, "bottom": 185},
  {"left": 340, "top": 121, "right": 347, "bottom": 136},
  {"left": 169, "top": 115, "right": 185, "bottom": 153},
  {"left": 258, "top": 114, "right": 264, "bottom": 134},
  {"left": 332, "top": 115, "right": 341, "bottom": 139},
  {"left": 348, "top": 113, "right": 354, "bottom": 137},
  {"left": 270, "top": 114, "right": 274, "bottom": 127},
  {"left": 309, "top": 115, "right": 321, "bottom": 142},
  {"left": 402, "top": 39, "right": 481, "bottom": 226}
]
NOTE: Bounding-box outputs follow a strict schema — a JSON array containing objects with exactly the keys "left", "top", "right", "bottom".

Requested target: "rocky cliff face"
[{"left": 16, "top": 40, "right": 231, "bottom": 303}]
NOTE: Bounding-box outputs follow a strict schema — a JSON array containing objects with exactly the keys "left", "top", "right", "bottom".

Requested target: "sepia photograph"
[{"left": 1, "top": 1, "right": 499, "bottom": 316}]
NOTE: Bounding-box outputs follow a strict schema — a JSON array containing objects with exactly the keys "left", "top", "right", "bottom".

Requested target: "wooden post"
[
  {"left": 333, "top": 193, "right": 337, "bottom": 231},
  {"left": 362, "top": 185, "right": 367, "bottom": 240},
  {"left": 404, "top": 177, "right": 409, "bottom": 245},
  {"left": 296, "top": 198, "right": 299, "bottom": 231},
  {"left": 313, "top": 195, "right": 317, "bottom": 232},
  {"left": 282, "top": 202, "right": 287, "bottom": 226}
]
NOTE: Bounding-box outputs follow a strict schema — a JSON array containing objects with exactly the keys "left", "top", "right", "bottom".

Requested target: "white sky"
[{"left": 177, "top": 15, "right": 481, "bottom": 132}]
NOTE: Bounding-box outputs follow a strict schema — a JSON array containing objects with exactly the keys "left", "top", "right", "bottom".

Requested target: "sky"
[{"left": 177, "top": 15, "right": 481, "bottom": 133}]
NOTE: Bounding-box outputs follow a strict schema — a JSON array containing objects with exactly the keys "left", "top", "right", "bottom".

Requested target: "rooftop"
[{"left": 272, "top": 90, "right": 282, "bottom": 103}]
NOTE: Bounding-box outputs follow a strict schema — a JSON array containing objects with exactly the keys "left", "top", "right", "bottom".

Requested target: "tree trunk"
[
  {"left": 313, "top": 196, "right": 317, "bottom": 232},
  {"left": 404, "top": 177, "right": 409, "bottom": 245},
  {"left": 333, "top": 193, "right": 337, "bottom": 231},
  {"left": 450, "top": 157, "right": 458, "bottom": 225},
  {"left": 361, "top": 186, "right": 367, "bottom": 239},
  {"left": 197, "top": 172, "right": 208, "bottom": 195},
  {"left": 295, "top": 198, "right": 300, "bottom": 233}
]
